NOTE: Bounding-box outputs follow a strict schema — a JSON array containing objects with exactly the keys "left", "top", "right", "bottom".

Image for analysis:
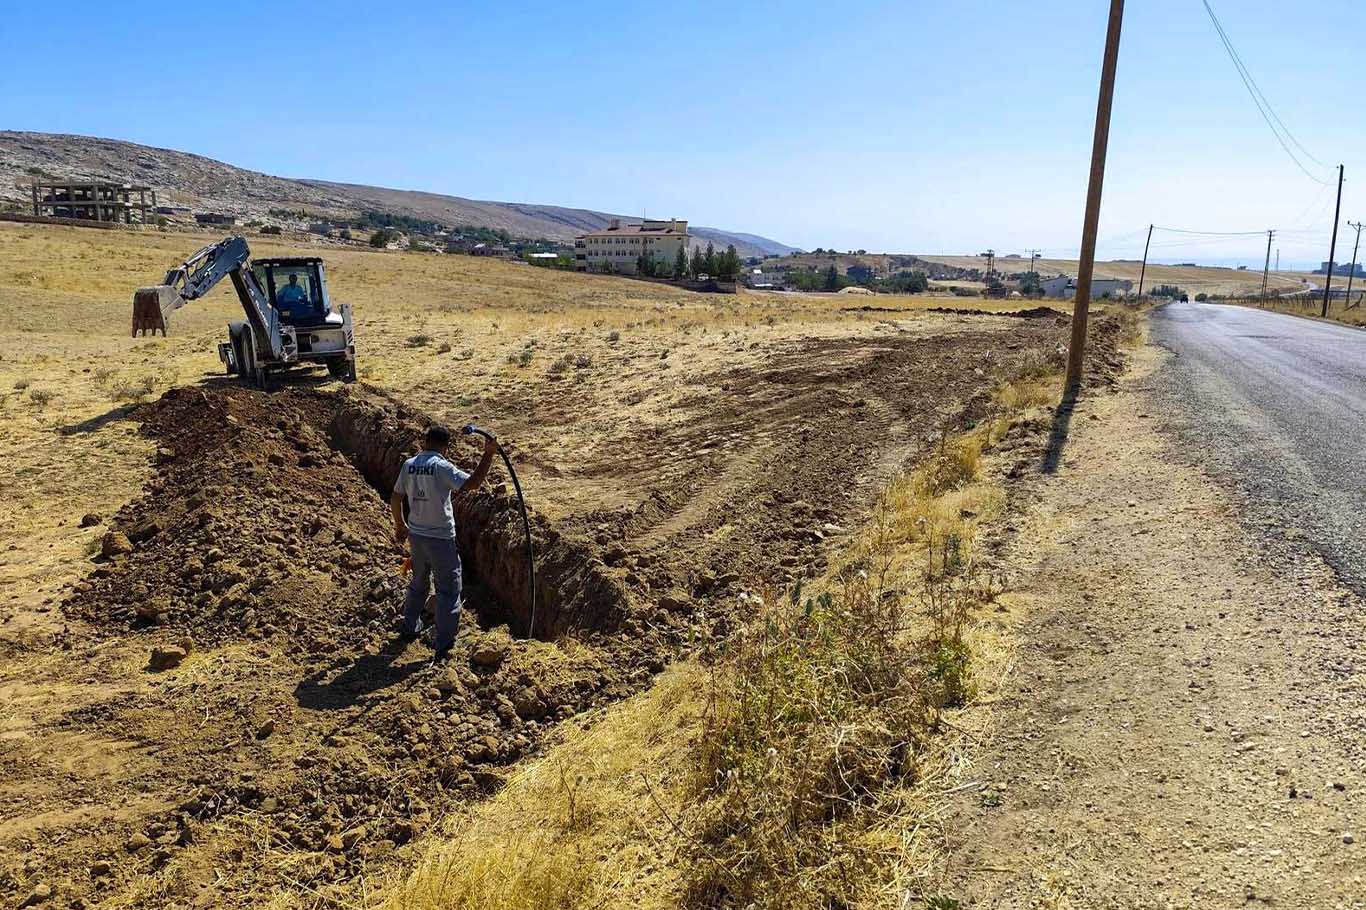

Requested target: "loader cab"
[{"left": 252, "top": 257, "right": 339, "bottom": 328}]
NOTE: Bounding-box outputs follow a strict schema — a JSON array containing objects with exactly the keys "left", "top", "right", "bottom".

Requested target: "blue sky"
[{"left": 2, "top": 0, "right": 1362, "bottom": 267}]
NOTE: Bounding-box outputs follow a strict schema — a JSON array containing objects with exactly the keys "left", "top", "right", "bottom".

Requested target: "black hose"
[{"left": 463, "top": 425, "right": 537, "bottom": 638}]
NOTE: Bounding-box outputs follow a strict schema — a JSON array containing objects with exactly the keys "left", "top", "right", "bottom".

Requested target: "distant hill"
[{"left": 0, "top": 131, "right": 798, "bottom": 259}]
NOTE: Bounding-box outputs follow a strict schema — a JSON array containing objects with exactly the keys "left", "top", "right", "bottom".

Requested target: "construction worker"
[
  {"left": 390, "top": 424, "right": 497, "bottom": 661},
  {"left": 275, "top": 273, "right": 310, "bottom": 319}
]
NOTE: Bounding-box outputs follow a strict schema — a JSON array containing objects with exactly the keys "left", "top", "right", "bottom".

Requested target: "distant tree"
[
  {"left": 718, "top": 244, "right": 740, "bottom": 279},
  {"left": 369, "top": 228, "right": 399, "bottom": 248},
  {"left": 261, "top": 225, "right": 282, "bottom": 236},
  {"left": 857, "top": 249, "right": 867, "bottom": 255},
  {"left": 674, "top": 245, "right": 688, "bottom": 279},
  {"left": 703, "top": 241, "right": 718, "bottom": 276},
  {"left": 690, "top": 246, "right": 705, "bottom": 278},
  {"left": 1195, "top": 292, "right": 1208, "bottom": 302},
  {"left": 824, "top": 264, "right": 840, "bottom": 291},
  {"left": 1019, "top": 271, "right": 1042, "bottom": 296},
  {"left": 339, "top": 228, "right": 352, "bottom": 241}
]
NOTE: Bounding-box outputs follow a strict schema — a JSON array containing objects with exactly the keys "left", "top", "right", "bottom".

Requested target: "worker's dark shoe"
[
  {"left": 397, "top": 619, "right": 424, "bottom": 642},
  {"left": 431, "top": 646, "right": 453, "bottom": 665}
]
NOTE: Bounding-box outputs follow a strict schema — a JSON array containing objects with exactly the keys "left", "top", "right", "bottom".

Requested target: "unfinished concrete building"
[{"left": 30, "top": 181, "right": 156, "bottom": 224}]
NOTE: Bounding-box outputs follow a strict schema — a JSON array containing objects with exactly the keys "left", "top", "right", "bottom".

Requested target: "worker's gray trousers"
[{"left": 403, "top": 533, "right": 462, "bottom": 652}]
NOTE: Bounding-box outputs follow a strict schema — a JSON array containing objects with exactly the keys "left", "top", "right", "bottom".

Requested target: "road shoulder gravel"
[{"left": 933, "top": 339, "right": 1364, "bottom": 908}]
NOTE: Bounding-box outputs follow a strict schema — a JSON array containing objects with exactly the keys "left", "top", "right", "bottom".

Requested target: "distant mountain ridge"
[{"left": 0, "top": 131, "right": 800, "bottom": 258}]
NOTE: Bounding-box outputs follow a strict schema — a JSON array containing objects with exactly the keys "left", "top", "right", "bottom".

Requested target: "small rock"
[
  {"left": 1345, "top": 833, "right": 1356, "bottom": 845},
  {"left": 79, "top": 513, "right": 102, "bottom": 528},
  {"left": 512, "top": 687, "right": 545, "bottom": 720},
  {"left": 255, "top": 719, "right": 275, "bottom": 740},
  {"left": 100, "top": 532, "right": 133, "bottom": 558},
  {"left": 90, "top": 860, "right": 111, "bottom": 877},
  {"left": 470, "top": 642, "right": 507, "bottom": 669},
  {"left": 341, "top": 826, "right": 366, "bottom": 850},
  {"left": 147, "top": 646, "right": 187, "bottom": 672},
  {"left": 126, "top": 519, "right": 162, "bottom": 544},
  {"left": 126, "top": 832, "right": 153, "bottom": 853},
  {"left": 325, "top": 833, "right": 345, "bottom": 852},
  {"left": 657, "top": 590, "right": 691, "bottom": 613},
  {"left": 154, "top": 447, "right": 176, "bottom": 465},
  {"left": 19, "top": 883, "right": 52, "bottom": 907}
]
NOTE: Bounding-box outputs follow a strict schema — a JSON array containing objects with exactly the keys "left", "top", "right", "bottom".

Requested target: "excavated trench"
[
  {"left": 67, "top": 385, "right": 631, "bottom": 646},
  {"left": 323, "top": 388, "right": 631, "bottom": 640}
]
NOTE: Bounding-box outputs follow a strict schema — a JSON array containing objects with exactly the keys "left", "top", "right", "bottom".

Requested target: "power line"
[
  {"left": 1200, "top": 0, "right": 1330, "bottom": 185},
  {"left": 1151, "top": 225, "right": 1268, "bottom": 236}
]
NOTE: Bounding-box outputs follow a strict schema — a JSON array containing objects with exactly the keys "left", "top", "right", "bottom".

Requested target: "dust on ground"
[{"left": 932, "top": 342, "right": 1364, "bottom": 908}]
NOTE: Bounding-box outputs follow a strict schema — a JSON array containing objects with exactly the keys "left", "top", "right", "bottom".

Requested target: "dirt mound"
[
  {"left": 927, "top": 305, "right": 1070, "bottom": 320},
  {"left": 66, "top": 386, "right": 399, "bottom": 646}
]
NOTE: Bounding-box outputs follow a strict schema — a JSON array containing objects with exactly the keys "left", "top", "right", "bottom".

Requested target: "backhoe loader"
[{"left": 132, "top": 235, "right": 356, "bottom": 385}]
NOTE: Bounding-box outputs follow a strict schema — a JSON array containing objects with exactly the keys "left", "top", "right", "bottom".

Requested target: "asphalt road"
[{"left": 1150, "top": 301, "right": 1366, "bottom": 596}]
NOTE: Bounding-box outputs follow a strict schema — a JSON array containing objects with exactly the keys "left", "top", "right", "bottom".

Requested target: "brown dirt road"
[{"left": 936, "top": 342, "right": 1364, "bottom": 907}]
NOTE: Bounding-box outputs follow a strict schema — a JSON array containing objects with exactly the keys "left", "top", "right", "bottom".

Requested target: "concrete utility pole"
[
  {"left": 1322, "top": 164, "right": 1345, "bottom": 318},
  {"left": 1345, "top": 221, "right": 1364, "bottom": 309},
  {"left": 1137, "top": 223, "right": 1154, "bottom": 297},
  {"left": 1065, "top": 0, "right": 1125, "bottom": 392},
  {"left": 1260, "top": 229, "right": 1274, "bottom": 307}
]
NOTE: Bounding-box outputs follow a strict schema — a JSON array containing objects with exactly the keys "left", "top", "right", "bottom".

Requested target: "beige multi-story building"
[{"left": 574, "top": 218, "right": 689, "bottom": 274}]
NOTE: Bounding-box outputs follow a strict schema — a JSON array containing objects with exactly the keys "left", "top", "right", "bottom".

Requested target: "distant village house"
[{"left": 1040, "top": 275, "right": 1133, "bottom": 299}]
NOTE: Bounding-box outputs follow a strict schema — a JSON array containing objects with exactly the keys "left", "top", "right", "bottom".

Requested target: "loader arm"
[{"left": 132, "top": 235, "right": 283, "bottom": 359}]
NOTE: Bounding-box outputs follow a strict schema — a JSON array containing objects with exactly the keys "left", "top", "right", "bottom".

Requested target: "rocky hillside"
[{"left": 0, "top": 131, "right": 799, "bottom": 258}]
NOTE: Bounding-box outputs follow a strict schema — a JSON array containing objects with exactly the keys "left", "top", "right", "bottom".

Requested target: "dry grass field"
[{"left": 0, "top": 221, "right": 1097, "bottom": 909}]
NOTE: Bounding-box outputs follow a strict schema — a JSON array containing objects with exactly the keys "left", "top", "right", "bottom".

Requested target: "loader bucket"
[{"left": 132, "top": 285, "right": 180, "bottom": 337}]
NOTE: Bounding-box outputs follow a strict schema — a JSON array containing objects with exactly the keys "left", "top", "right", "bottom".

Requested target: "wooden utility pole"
[
  {"left": 1260, "top": 230, "right": 1274, "bottom": 307},
  {"left": 1344, "top": 221, "right": 1363, "bottom": 309},
  {"left": 1136, "top": 223, "right": 1154, "bottom": 297},
  {"left": 1065, "top": 0, "right": 1125, "bottom": 391},
  {"left": 1322, "top": 164, "right": 1345, "bottom": 318}
]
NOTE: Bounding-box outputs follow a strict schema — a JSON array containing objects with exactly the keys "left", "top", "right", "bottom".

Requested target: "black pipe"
[{"left": 463, "top": 424, "right": 537, "bottom": 637}]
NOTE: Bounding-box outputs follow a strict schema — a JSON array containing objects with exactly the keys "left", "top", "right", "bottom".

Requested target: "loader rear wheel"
[
  {"left": 327, "top": 358, "right": 357, "bottom": 383},
  {"left": 240, "top": 329, "right": 265, "bottom": 388}
]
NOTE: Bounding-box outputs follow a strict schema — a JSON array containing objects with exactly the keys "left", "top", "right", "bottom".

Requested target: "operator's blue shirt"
[
  {"left": 394, "top": 451, "right": 470, "bottom": 540},
  {"left": 276, "top": 283, "right": 309, "bottom": 317}
]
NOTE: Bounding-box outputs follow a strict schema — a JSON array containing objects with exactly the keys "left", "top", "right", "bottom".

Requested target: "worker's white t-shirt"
[{"left": 394, "top": 451, "right": 470, "bottom": 540}]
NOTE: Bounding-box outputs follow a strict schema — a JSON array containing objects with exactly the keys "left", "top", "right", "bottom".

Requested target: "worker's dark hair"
[{"left": 424, "top": 425, "right": 451, "bottom": 449}]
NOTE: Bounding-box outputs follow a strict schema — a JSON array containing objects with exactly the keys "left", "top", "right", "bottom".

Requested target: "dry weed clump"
[
  {"left": 108, "top": 375, "right": 157, "bottom": 402},
  {"left": 689, "top": 515, "right": 992, "bottom": 910}
]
